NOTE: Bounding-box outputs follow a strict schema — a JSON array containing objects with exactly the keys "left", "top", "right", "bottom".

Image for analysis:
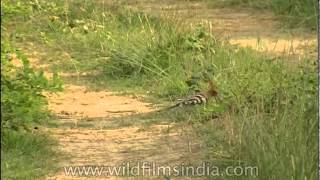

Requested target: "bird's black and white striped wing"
[{"left": 174, "top": 93, "right": 208, "bottom": 107}]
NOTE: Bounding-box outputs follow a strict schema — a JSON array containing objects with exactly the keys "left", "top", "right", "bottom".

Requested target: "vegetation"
[
  {"left": 1, "top": 0, "right": 317, "bottom": 179},
  {"left": 205, "top": 0, "right": 317, "bottom": 30},
  {"left": 1, "top": 41, "right": 62, "bottom": 130},
  {"left": 1, "top": 1, "right": 62, "bottom": 179},
  {"left": 1, "top": 41, "right": 61, "bottom": 179}
]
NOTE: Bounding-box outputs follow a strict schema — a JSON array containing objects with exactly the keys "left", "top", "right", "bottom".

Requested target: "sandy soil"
[{"left": 46, "top": 85, "right": 154, "bottom": 119}]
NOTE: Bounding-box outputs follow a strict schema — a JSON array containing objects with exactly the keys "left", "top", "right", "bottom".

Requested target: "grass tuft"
[{"left": 1, "top": 130, "right": 59, "bottom": 180}]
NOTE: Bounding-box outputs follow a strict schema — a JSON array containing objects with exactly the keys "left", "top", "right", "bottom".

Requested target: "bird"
[{"left": 165, "top": 80, "right": 219, "bottom": 110}]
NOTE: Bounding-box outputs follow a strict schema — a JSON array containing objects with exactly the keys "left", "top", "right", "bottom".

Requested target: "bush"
[{"left": 1, "top": 40, "right": 62, "bottom": 131}]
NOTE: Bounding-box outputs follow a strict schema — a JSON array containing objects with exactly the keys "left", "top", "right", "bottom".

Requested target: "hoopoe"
[{"left": 167, "top": 80, "right": 219, "bottom": 109}]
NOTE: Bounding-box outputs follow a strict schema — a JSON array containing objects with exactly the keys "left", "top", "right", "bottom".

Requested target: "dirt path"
[
  {"left": 123, "top": 0, "right": 316, "bottom": 56},
  {"left": 42, "top": 82, "right": 205, "bottom": 179}
]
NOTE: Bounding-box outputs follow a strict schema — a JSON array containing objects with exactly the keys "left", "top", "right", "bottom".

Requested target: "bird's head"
[{"left": 207, "top": 80, "right": 218, "bottom": 97}]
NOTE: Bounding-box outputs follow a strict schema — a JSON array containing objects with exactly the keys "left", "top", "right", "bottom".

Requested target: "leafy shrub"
[{"left": 1, "top": 40, "right": 62, "bottom": 131}]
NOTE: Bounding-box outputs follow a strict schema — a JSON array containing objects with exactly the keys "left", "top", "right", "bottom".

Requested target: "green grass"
[
  {"left": 204, "top": 0, "right": 317, "bottom": 30},
  {"left": 2, "top": 0, "right": 318, "bottom": 179},
  {"left": 1, "top": 130, "right": 59, "bottom": 180}
]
